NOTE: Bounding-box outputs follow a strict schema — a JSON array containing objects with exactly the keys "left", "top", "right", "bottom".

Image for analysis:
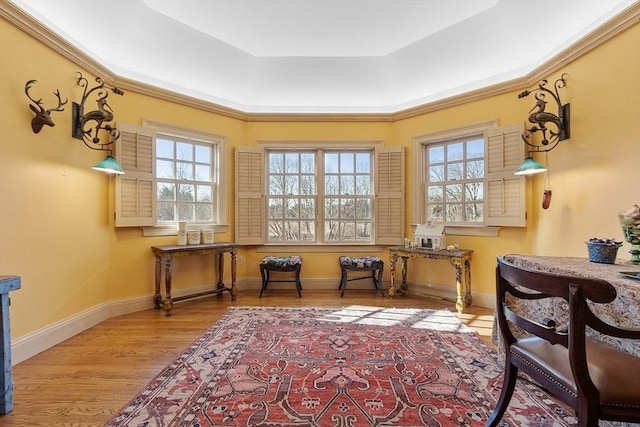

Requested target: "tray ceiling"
[{"left": 10, "top": 0, "right": 635, "bottom": 114}]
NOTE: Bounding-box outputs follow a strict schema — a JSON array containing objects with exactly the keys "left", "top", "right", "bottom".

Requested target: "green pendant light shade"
[
  {"left": 514, "top": 156, "right": 547, "bottom": 175},
  {"left": 92, "top": 155, "right": 125, "bottom": 174}
]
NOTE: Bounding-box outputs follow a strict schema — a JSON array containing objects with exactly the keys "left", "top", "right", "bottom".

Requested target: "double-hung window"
[
  {"left": 265, "top": 150, "right": 374, "bottom": 243},
  {"left": 323, "top": 151, "right": 374, "bottom": 242},
  {"left": 236, "top": 144, "right": 403, "bottom": 246},
  {"left": 266, "top": 151, "right": 317, "bottom": 242},
  {"left": 425, "top": 136, "right": 485, "bottom": 224},
  {"left": 113, "top": 121, "right": 227, "bottom": 232},
  {"left": 414, "top": 121, "right": 526, "bottom": 229},
  {"left": 156, "top": 135, "right": 216, "bottom": 224}
]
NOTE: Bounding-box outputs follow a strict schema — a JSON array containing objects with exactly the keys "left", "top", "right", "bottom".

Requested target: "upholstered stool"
[
  {"left": 259, "top": 256, "right": 303, "bottom": 298},
  {"left": 338, "top": 256, "right": 384, "bottom": 297}
]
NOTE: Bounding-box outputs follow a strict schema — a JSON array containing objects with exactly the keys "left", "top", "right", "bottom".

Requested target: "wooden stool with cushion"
[
  {"left": 259, "top": 255, "right": 303, "bottom": 298},
  {"left": 338, "top": 256, "right": 384, "bottom": 297}
]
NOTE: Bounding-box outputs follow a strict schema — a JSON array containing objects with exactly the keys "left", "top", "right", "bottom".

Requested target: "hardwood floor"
[{"left": 4, "top": 290, "right": 495, "bottom": 426}]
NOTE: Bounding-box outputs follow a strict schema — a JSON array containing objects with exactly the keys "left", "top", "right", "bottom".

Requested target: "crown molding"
[{"left": 3, "top": 0, "right": 639, "bottom": 123}]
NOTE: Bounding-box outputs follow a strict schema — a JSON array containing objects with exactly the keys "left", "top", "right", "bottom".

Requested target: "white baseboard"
[
  {"left": 11, "top": 294, "right": 154, "bottom": 365},
  {"left": 12, "top": 278, "right": 494, "bottom": 365}
]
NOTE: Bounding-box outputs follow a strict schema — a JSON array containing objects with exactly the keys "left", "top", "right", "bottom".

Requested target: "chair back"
[
  {"left": 490, "top": 257, "right": 640, "bottom": 426},
  {"left": 495, "top": 257, "right": 617, "bottom": 385}
]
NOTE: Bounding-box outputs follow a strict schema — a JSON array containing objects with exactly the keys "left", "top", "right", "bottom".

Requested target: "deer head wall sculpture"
[{"left": 24, "top": 80, "right": 67, "bottom": 133}]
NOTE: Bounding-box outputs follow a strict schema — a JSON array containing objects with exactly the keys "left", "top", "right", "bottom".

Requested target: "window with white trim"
[
  {"left": 156, "top": 135, "right": 216, "bottom": 224},
  {"left": 114, "top": 122, "right": 227, "bottom": 231},
  {"left": 235, "top": 144, "right": 403, "bottom": 246},
  {"left": 265, "top": 150, "right": 374, "bottom": 243},
  {"left": 425, "top": 135, "right": 485, "bottom": 224},
  {"left": 413, "top": 121, "right": 526, "bottom": 229}
]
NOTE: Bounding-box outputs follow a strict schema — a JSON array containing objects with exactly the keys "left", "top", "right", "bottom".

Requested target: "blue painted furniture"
[
  {"left": 259, "top": 256, "right": 303, "bottom": 297},
  {"left": 0, "top": 275, "right": 21, "bottom": 414},
  {"left": 338, "top": 256, "right": 384, "bottom": 297}
]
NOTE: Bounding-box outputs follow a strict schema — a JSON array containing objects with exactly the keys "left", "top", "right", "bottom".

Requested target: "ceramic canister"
[
  {"left": 177, "top": 221, "right": 187, "bottom": 245},
  {"left": 187, "top": 229, "right": 201, "bottom": 245},
  {"left": 201, "top": 229, "right": 215, "bottom": 244}
]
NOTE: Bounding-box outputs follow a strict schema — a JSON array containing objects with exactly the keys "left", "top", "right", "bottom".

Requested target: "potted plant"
[{"left": 585, "top": 238, "right": 623, "bottom": 264}]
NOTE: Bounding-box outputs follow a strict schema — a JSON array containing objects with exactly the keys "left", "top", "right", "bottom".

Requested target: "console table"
[
  {"left": 151, "top": 243, "right": 238, "bottom": 316},
  {"left": 0, "top": 275, "right": 21, "bottom": 414},
  {"left": 495, "top": 254, "right": 640, "bottom": 357},
  {"left": 388, "top": 246, "right": 473, "bottom": 313}
]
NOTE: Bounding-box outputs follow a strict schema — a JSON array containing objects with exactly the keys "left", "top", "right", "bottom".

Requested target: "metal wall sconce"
[
  {"left": 24, "top": 80, "right": 67, "bottom": 133},
  {"left": 72, "top": 72, "right": 125, "bottom": 174},
  {"left": 514, "top": 74, "right": 570, "bottom": 209},
  {"left": 514, "top": 73, "right": 570, "bottom": 176}
]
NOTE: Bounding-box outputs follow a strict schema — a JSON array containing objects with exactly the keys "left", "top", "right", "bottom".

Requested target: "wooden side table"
[
  {"left": 151, "top": 243, "right": 238, "bottom": 316},
  {"left": 0, "top": 275, "right": 21, "bottom": 414},
  {"left": 388, "top": 246, "right": 473, "bottom": 313}
]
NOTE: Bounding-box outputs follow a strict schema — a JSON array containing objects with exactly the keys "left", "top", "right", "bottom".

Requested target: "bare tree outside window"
[
  {"left": 267, "top": 152, "right": 316, "bottom": 242},
  {"left": 156, "top": 136, "right": 214, "bottom": 224},
  {"left": 266, "top": 149, "right": 373, "bottom": 243},
  {"left": 425, "top": 137, "right": 484, "bottom": 224}
]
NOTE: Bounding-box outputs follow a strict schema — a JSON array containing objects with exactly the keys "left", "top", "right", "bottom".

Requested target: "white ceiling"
[
  {"left": 10, "top": 0, "right": 636, "bottom": 114},
  {"left": 142, "top": 0, "right": 499, "bottom": 57}
]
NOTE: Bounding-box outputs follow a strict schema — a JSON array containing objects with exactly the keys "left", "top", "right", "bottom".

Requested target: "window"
[
  {"left": 323, "top": 151, "right": 373, "bottom": 242},
  {"left": 114, "top": 121, "right": 227, "bottom": 231},
  {"left": 236, "top": 144, "right": 403, "bottom": 246},
  {"left": 265, "top": 150, "right": 374, "bottom": 243},
  {"left": 413, "top": 121, "right": 526, "bottom": 229},
  {"left": 156, "top": 136, "right": 216, "bottom": 224},
  {"left": 267, "top": 151, "right": 317, "bottom": 242},
  {"left": 425, "top": 136, "right": 484, "bottom": 224}
]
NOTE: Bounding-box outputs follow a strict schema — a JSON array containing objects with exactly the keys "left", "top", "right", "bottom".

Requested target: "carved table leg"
[
  {"left": 230, "top": 250, "right": 237, "bottom": 301},
  {"left": 216, "top": 251, "right": 225, "bottom": 291},
  {"left": 463, "top": 258, "right": 473, "bottom": 306},
  {"left": 400, "top": 257, "right": 408, "bottom": 294},
  {"left": 388, "top": 252, "right": 398, "bottom": 297},
  {"left": 163, "top": 256, "right": 174, "bottom": 316},
  {"left": 153, "top": 255, "right": 162, "bottom": 309},
  {"left": 449, "top": 257, "right": 472, "bottom": 313}
]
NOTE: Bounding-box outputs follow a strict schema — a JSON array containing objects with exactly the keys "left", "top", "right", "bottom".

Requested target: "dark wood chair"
[{"left": 487, "top": 257, "right": 640, "bottom": 427}]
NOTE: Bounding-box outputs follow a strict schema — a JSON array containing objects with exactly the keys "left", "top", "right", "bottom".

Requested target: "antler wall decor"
[
  {"left": 24, "top": 80, "right": 67, "bottom": 133},
  {"left": 71, "top": 72, "right": 124, "bottom": 151},
  {"left": 517, "top": 73, "right": 570, "bottom": 152}
]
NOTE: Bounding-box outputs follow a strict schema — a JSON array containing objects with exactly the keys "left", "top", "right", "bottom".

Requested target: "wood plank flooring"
[{"left": 4, "top": 290, "right": 495, "bottom": 426}]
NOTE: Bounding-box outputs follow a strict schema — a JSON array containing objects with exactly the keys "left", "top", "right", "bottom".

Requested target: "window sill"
[
  {"left": 142, "top": 224, "right": 229, "bottom": 237},
  {"left": 411, "top": 224, "right": 501, "bottom": 237},
  {"left": 257, "top": 244, "right": 387, "bottom": 253}
]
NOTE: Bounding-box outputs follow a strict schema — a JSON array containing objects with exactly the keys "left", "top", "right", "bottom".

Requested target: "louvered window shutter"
[
  {"left": 375, "top": 147, "right": 404, "bottom": 245},
  {"left": 114, "top": 123, "right": 156, "bottom": 227},
  {"left": 485, "top": 124, "right": 526, "bottom": 226},
  {"left": 235, "top": 147, "right": 264, "bottom": 244}
]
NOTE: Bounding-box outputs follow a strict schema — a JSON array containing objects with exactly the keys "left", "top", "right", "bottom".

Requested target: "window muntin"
[
  {"left": 156, "top": 135, "right": 216, "bottom": 224},
  {"left": 266, "top": 149, "right": 374, "bottom": 243},
  {"left": 425, "top": 136, "right": 484, "bottom": 224},
  {"left": 324, "top": 151, "right": 373, "bottom": 242},
  {"left": 267, "top": 151, "right": 317, "bottom": 242}
]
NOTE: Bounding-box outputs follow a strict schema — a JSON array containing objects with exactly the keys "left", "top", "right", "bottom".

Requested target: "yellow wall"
[{"left": 1, "top": 15, "right": 638, "bottom": 342}]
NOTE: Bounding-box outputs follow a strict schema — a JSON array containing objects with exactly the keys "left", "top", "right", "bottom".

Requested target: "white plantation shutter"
[
  {"left": 235, "top": 147, "right": 264, "bottom": 244},
  {"left": 114, "top": 123, "right": 156, "bottom": 227},
  {"left": 375, "top": 147, "right": 404, "bottom": 245},
  {"left": 485, "top": 123, "right": 526, "bottom": 226}
]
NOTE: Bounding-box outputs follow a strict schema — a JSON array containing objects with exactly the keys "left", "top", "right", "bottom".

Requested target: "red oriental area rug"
[{"left": 107, "top": 306, "right": 604, "bottom": 426}]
